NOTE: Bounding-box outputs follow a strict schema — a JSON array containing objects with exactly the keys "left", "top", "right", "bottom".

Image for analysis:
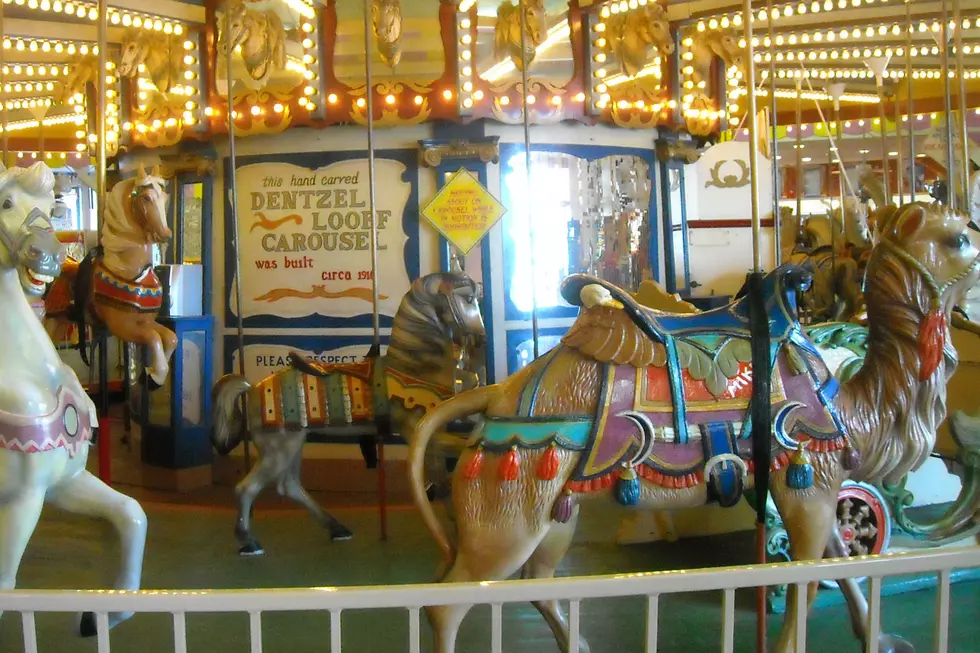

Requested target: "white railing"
[{"left": 2, "top": 547, "right": 979, "bottom": 653}]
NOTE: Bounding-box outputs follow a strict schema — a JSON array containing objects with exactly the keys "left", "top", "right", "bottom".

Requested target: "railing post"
[
  {"left": 722, "top": 589, "right": 736, "bottom": 653},
  {"left": 645, "top": 594, "right": 660, "bottom": 652},
  {"left": 173, "top": 612, "right": 187, "bottom": 653},
  {"left": 935, "top": 570, "right": 951, "bottom": 653},
  {"left": 491, "top": 603, "right": 503, "bottom": 653},
  {"left": 96, "top": 613, "right": 111, "bottom": 653},
  {"left": 409, "top": 607, "right": 421, "bottom": 653},
  {"left": 793, "top": 582, "right": 808, "bottom": 652},
  {"left": 330, "top": 610, "right": 343, "bottom": 653},
  {"left": 865, "top": 577, "right": 882, "bottom": 653},
  {"left": 569, "top": 600, "right": 581, "bottom": 653},
  {"left": 21, "top": 612, "right": 37, "bottom": 653},
  {"left": 249, "top": 611, "right": 262, "bottom": 653}
]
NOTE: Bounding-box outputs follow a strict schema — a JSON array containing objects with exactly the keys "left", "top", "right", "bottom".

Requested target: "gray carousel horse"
[{"left": 211, "top": 271, "right": 486, "bottom": 555}]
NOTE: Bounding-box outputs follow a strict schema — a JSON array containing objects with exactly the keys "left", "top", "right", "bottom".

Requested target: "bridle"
[
  {"left": 130, "top": 179, "right": 165, "bottom": 233},
  {"left": 0, "top": 206, "right": 54, "bottom": 261}
]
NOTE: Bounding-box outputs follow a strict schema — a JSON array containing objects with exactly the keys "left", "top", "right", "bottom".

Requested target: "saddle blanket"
[
  {"left": 93, "top": 260, "right": 163, "bottom": 313},
  {"left": 259, "top": 362, "right": 375, "bottom": 431},
  {"left": 0, "top": 385, "right": 93, "bottom": 458}
]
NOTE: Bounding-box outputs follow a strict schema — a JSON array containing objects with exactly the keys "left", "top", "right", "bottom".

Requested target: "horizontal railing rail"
[{"left": 2, "top": 546, "right": 978, "bottom": 653}]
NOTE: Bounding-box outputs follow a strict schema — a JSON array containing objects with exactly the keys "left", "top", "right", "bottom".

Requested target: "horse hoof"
[
  {"left": 331, "top": 526, "right": 354, "bottom": 542},
  {"left": 79, "top": 612, "right": 97, "bottom": 638},
  {"left": 138, "top": 369, "right": 164, "bottom": 391},
  {"left": 878, "top": 633, "right": 914, "bottom": 653},
  {"left": 238, "top": 542, "right": 265, "bottom": 556}
]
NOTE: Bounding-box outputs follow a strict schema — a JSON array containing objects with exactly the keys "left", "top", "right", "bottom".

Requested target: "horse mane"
[
  {"left": 842, "top": 213, "right": 951, "bottom": 485},
  {"left": 386, "top": 274, "right": 472, "bottom": 374},
  {"left": 0, "top": 162, "right": 56, "bottom": 198}
]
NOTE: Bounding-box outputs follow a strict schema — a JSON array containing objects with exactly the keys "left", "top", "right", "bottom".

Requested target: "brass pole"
[
  {"left": 877, "top": 89, "right": 890, "bottom": 205},
  {"left": 0, "top": 1, "right": 6, "bottom": 165},
  {"left": 955, "top": 0, "right": 970, "bottom": 211},
  {"left": 767, "top": 0, "right": 780, "bottom": 265},
  {"left": 520, "top": 0, "right": 539, "bottom": 358},
  {"left": 795, "top": 78, "right": 802, "bottom": 222},
  {"left": 894, "top": 95, "right": 904, "bottom": 204},
  {"left": 225, "top": 2, "right": 249, "bottom": 469},
  {"left": 906, "top": 0, "right": 915, "bottom": 203},
  {"left": 96, "top": 0, "right": 107, "bottom": 233},
  {"left": 941, "top": 0, "right": 956, "bottom": 211},
  {"left": 744, "top": 2, "right": 761, "bottom": 272},
  {"left": 363, "top": 0, "right": 380, "bottom": 347}
]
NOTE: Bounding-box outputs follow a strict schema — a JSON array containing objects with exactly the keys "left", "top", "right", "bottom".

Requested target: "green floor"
[{"left": 1, "top": 498, "right": 977, "bottom": 652}]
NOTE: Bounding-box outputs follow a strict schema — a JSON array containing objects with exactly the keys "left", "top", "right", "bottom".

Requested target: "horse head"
[
  {"left": 641, "top": 4, "right": 674, "bottom": 56},
  {"left": 372, "top": 0, "right": 403, "bottom": 67},
  {"left": 420, "top": 271, "right": 486, "bottom": 348},
  {"left": 129, "top": 163, "right": 171, "bottom": 245},
  {"left": 118, "top": 29, "right": 149, "bottom": 78},
  {"left": 221, "top": 0, "right": 252, "bottom": 55},
  {"left": 523, "top": 0, "right": 547, "bottom": 48},
  {"left": 55, "top": 54, "right": 98, "bottom": 106},
  {"left": 0, "top": 163, "right": 64, "bottom": 297}
]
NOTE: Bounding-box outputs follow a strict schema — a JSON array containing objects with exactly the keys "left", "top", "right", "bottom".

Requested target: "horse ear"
[
  {"left": 151, "top": 164, "right": 161, "bottom": 179},
  {"left": 136, "top": 162, "right": 146, "bottom": 181},
  {"left": 887, "top": 204, "right": 927, "bottom": 242}
]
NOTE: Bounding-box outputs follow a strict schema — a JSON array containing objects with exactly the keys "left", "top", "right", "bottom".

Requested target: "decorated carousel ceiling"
[{"left": 2, "top": 0, "right": 979, "bottom": 168}]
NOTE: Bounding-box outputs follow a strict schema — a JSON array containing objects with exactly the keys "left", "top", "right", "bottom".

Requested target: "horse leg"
[
  {"left": 771, "top": 485, "right": 840, "bottom": 653},
  {"left": 825, "top": 531, "right": 914, "bottom": 653},
  {"left": 46, "top": 470, "right": 147, "bottom": 635},
  {"left": 281, "top": 449, "right": 353, "bottom": 542},
  {"left": 99, "top": 310, "right": 168, "bottom": 385},
  {"left": 234, "top": 433, "right": 294, "bottom": 556},
  {"left": 0, "top": 490, "right": 45, "bottom": 602},
  {"left": 148, "top": 321, "right": 177, "bottom": 363},
  {"left": 521, "top": 512, "right": 590, "bottom": 653},
  {"left": 427, "top": 528, "right": 549, "bottom": 653}
]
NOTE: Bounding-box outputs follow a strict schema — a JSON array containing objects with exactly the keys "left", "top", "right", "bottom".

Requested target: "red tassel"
[
  {"left": 498, "top": 445, "right": 520, "bottom": 481},
  {"left": 462, "top": 446, "right": 484, "bottom": 480},
  {"left": 918, "top": 309, "right": 946, "bottom": 381},
  {"left": 536, "top": 443, "right": 560, "bottom": 481}
]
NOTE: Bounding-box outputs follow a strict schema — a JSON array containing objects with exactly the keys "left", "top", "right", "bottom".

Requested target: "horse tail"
[
  {"left": 71, "top": 248, "right": 100, "bottom": 366},
  {"left": 211, "top": 374, "right": 252, "bottom": 456},
  {"left": 408, "top": 385, "right": 496, "bottom": 561}
]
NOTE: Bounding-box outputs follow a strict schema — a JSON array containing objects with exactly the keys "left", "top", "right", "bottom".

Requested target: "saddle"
[{"left": 561, "top": 264, "right": 812, "bottom": 346}]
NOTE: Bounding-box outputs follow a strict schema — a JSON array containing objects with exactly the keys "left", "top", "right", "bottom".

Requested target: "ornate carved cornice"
[
  {"left": 418, "top": 137, "right": 500, "bottom": 168},
  {"left": 655, "top": 138, "right": 701, "bottom": 165}
]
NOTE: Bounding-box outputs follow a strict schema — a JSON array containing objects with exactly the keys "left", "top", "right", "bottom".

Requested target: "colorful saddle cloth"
[
  {"left": 475, "top": 265, "right": 848, "bottom": 508},
  {"left": 92, "top": 259, "right": 163, "bottom": 313}
]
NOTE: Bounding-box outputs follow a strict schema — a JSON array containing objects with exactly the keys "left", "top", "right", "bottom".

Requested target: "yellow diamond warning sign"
[{"left": 420, "top": 168, "right": 507, "bottom": 255}]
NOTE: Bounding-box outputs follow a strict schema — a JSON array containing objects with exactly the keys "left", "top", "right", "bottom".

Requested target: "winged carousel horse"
[
  {"left": 495, "top": 0, "right": 546, "bottom": 72},
  {"left": 54, "top": 54, "right": 99, "bottom": 106},
  {"left": 0, "top": 162, "right": 147, "bottom": 637},
  {"left": 372, "top": 0, "right": 403, "bottom": 68},
  {"left": 218, "top": 0, "right": 288, "bottom": 88},
  {"left": 605, "top": 1, "right": 674, "bottom": 78},
  {"left": 117, "top": 28, "right": 182, "bottom": 95},
  {"left": 211, "top": 271, "right": 485, "bottom": 556},
  {"left": 45, "top": 164, "right": 176, "bottom": 387},
  {"left": 409, "top": 202, "right": 980, "bottom": 653}
]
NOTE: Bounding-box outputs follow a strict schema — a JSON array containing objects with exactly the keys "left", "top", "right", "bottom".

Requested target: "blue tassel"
[
  {"left": 786, "top": 444, "right": 814, "bottom": 490},
  {"left": 615, "top": 465, "right": 640, "bottom": 506}
]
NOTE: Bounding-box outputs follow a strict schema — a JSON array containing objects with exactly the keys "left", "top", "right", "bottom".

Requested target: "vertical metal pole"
[
  {"left": 225, "top": 3, "right": 249, "bottom": 469},
  {"left": 906, "top": 0, "right": 915, "bottom": 203},
  {"left": 894, "top": 95, "right": 904, "bottom": 204},
  {"left": 520, "top": 0, "right": 539, "bottom": 359},
  {"left": 0, "top": 1, "right": 6, "bottom": 165},
  {"left": 877, "top": 90, "right": 890, "bottom": 205},
  {"left": 362, "top": 0, "right": 387, "bottom": 543},
  {"left": 795, "top": 78, "right": 803, "bottom": 222},
  {"left": 941, "top": 0, "right": 956, "bottom": 211},
  {"left": 955, "top": 0, "right": 970, "bottom": 211},
  {"left": 95, "top": 0, "right": 110, "bottom": 484},
  {"left": 767, "top": 0, "right": 780, "bottom": 265},
  {"left": 744, "top": 1, "right": 761, "bottom": 272},
  {"left": 38, "top": 121, "right": 45, "bottom": 159}
]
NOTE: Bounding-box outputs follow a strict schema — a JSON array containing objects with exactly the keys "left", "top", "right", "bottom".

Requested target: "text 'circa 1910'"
[{"left": 231, "top": 158, "right": 412, "bottom": 321}]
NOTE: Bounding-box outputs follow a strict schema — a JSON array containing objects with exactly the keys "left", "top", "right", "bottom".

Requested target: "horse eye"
[
  {"left": 2, "top": 199, "right": 11, "bottom": 210},
  {"left": 950, "top": 234, "right": 970, "bottom": 249}
]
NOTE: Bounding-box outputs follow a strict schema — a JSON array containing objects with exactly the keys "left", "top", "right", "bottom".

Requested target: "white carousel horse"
[{"left": 0, "top": 162, "right": 147, "bottom": 636}]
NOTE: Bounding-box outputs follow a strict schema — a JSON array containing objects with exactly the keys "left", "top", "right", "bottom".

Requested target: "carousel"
[{"left": 0, "top": 0, "right": 978, "bottom": 652}]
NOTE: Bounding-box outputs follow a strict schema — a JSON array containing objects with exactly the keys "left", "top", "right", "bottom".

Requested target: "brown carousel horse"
[
  {"left": 409, "top": 202, "right": 980, "bottom": 653},
  {"left": 211, "top": 271, "right": 485, "bottom": 556},
  {"left": 46, "top": 164, "right": 176, "bottom": 387}
]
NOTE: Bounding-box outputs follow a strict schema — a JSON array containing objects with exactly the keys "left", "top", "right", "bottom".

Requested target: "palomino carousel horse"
[
  {"left": 211, "top": 271, "right": 485, "bottom": 556},
  {"left": 409, "top": 202, "right": 980, "bottom": 653},
  {"left": 218, "top": 0, "right": 288, "bottom": 88},
  {"left": 46, "top": 164, "right": 176, "bottom": 387},
  {"left": 605, "top": 1, "right": 674, "bottom": 78},
  {"left": 117, "top": 28, "right": 182, "bottom": 95},
  {"left": 0, "top": 162, "right": 147, "bottom": 636},
  {"left": 372, "top": 0, "right": 403, "bottom": 68},
  {"left": 495, "top": 0, "right": 546, "bottom": 71}
]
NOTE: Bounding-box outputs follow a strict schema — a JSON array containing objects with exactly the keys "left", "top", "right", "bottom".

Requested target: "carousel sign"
[
  {"left": 421, "top": 168, "right": 506, "bottom": 255},
  {"left": 227, "top": 155, "right": 415, "bottom": 324}
]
